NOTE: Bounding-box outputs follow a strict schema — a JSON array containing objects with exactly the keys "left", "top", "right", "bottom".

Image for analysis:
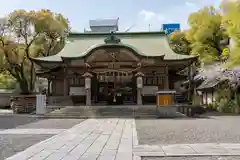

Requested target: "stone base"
[
  {"left": 47, "top": 96, "right": 73, "bottom": 106},
  {"left": 11, "top": 95, "right": 36, "bottom": 114},
  {"left": 156, "top": 106, "right": 178, "bottom": 118}
]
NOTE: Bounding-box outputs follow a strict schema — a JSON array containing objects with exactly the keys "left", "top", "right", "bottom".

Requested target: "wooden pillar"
[
  {"left": 63, "top": 67, "right": 68, "bottom": 96},
  {"left": 83, "top": 72, "right": 93, "bottom": 106},
  {"left": 47, "top": 79, "right": 50, "bottom": 95},
  {"left": 164, "top": 65, "right": 169, "bottom": 90},
  {"left": 51, "top": 79, "right": 56, "bottom": 96}
]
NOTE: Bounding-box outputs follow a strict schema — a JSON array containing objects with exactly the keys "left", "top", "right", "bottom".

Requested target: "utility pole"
[{"left": 125, "top": 23, "right": 136, "bottom": 32}]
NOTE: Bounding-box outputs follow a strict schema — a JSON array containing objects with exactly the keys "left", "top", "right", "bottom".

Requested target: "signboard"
[
  {"left": 142, "top": 86, "right": 158, "bottom": 95},
  {"left": 162, "top": 23, "right": 180, "bottom": 35},
  {"left": 69, "top": 87, "right": 85, "bottom": 95}
]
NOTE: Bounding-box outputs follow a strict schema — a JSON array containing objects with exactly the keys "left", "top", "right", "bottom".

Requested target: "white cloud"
[
  {"left": 138, "top": 9, "right": 166, "bottom": 22},
  {"left": 136, "top": 9, "right": 169, "bottom": 31},
  {"left": 185, "top": 1, "right": 196, "bottom": 7},
  {"left": 138, "top": 10, "right": 156, "bottom": 21}
]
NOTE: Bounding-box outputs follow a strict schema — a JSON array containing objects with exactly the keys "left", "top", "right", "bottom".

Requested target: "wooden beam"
[
  {"left": 63, "top": 67, "right": 68, "bottom": 96},
  {"left": 47, "top": 79, "right": 50, "bottom": 95},
  {"left": 164, "top": 65, "right": 169, "bottom": 90}
]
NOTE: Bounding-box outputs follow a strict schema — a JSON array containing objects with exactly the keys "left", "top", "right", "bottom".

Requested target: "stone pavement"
[
  {"left": 6, "top": 118, "right": 139, "bottom": 160},
  {"left": 0, "top": 109, "right": 13, "bottom": 114},
  {"left": 5, "top": 118, "right": 240, "bottom": 160},
  {"left": 0, "top": 129, "right": 66, "bottom": 135},
  {"left": 133, "top": 144, "right": 240, "bottom": 157}
]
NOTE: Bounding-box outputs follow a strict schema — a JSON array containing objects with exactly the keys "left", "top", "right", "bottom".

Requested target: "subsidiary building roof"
[{"left": 89, "top": 18, "right": 119, "bottom": 27}]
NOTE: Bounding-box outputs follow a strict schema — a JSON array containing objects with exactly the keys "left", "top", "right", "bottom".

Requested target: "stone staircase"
[
  {"left": 175, "top": 92, "right": 188, "bottom": 104},
  {"left": 46, "top": 105, "right": 158, "bottom": 118}
]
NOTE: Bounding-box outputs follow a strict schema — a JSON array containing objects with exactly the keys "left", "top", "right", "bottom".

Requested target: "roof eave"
[
  {"left": 31, "top": 57, "right": 62, "bottom": 69},
  {"left": 163, "top": 55, "right": 198, "bottom": 62},
  {"left": 31, "top": 57, "right": 62, "bottom": 63}
]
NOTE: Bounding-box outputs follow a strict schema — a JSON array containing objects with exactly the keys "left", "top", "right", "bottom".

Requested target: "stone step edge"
[
  {"left": 45, "top": 115, "right": 157, "bottom": 118},
  {"left": 0, "top": 113, "right": 157, "bottom": 118},
  {"left": 133, "top": 152, "right": 240, "bottom": 157}
]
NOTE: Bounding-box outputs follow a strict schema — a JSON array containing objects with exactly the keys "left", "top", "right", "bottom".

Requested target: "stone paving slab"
[
  {"left": 133, "top": 143, "right": 240, "bottom": 157},
  {"left": 142, "top": 156, "right": 240, "bottom": 160},
  {"left": 132, "top": 119, "right": 141, "bottom": 160},
  {"left": 0, "top": 129, "right": 66, "bottom": 135},
  {"left": 16, "top": 119, "right": 85, "bottom": 129},
  {"left": 0, "top": 109, "right": 13, "bottom": 114},
  {"left": 6, "top": 118, "right": 135, "bottom": 160},
  {"left": 162, "top": 144, "right": 196, "bottom": 156}
]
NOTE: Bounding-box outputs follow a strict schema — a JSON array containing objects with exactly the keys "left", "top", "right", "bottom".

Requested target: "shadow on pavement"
[{"left": 0, "top": 115, "right": 43, "bottom": 129}]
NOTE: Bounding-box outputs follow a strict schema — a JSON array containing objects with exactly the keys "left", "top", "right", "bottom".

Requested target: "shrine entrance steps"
[{"left": 46, "top": 105, "right": 164, "bottom": 119}]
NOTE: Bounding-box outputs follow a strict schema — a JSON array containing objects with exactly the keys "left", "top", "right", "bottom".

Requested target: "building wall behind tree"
[{"left": 89, "top": 26, "right": 118, "bottom": 33}]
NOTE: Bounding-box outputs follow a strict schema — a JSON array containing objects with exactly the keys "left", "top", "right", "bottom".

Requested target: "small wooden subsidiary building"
[{"left": 32, "top": 31, "right": 197, "bottom": 106}]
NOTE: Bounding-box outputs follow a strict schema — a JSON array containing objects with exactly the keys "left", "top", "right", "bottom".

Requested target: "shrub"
[{"left": 217, "top": 98, "right": 234, "bottom": 113}]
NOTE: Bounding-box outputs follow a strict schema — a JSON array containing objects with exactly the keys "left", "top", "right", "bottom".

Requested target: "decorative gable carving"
[{"left": 104, "top": 31, "right": 121, "bottom": 44}]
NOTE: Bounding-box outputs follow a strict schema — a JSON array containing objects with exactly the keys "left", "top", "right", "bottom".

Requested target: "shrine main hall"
[{"left": 32, "top": 31, "right": 197, "bottom": 106}]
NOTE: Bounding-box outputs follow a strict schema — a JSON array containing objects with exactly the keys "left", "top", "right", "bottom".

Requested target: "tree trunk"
[
  {"left": 29, "top": 61, "right": 35, "bottom": 92},
  {"left": 19, "top": 79, "right": 30, "bottom": 94}
]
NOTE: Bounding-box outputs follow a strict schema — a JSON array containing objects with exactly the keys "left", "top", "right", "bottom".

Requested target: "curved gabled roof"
[{"left": 32, "top": 31, "right": 197, "bottom": 64}]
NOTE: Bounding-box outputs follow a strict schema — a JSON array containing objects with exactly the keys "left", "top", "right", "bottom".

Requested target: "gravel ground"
[
  {"left": 0, "top": 134, "right": 53, "bottom": 160},
  {"left": 136, "top": 116, "right": 240, "bottom": 145},
  {"left": 16, "top": 119, "right": 84, "bottom": 129},
  {"left": 0, "top": 116, "right": 84, "bottom": 159},
  {"left": 142, "top": 156, "right": 240, "bottom": 160},
  {"left": 0, "top": 115, "right": 85, "bottom": 129},
  {"left": 0, "top": 116, "right": 40, "bottom": 129}
]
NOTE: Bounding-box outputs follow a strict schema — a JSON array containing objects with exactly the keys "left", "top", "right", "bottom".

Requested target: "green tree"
[
  {"left": 0, "top": 71, "right": 16, "bottom": 89},
  {"left": 0, "top": 9, "right": 70, "bottom": 94},
  {"left": 169, "top": 31, "right": 191, "bottom": 55},
  {"left": 221, "top": 1, "right": 240, "bottom": 67},
  {"left": 186, "top": 6, "right": 227, "bottom": 63}
]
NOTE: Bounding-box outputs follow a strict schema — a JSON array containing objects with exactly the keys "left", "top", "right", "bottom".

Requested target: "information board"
[{"left": 162, "top": 23, "right": 180, "bottom": 35}]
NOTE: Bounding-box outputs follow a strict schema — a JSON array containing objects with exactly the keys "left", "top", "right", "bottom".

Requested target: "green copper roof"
[{"left": 33, "top": 31, "right": 196, "bottom": 62}]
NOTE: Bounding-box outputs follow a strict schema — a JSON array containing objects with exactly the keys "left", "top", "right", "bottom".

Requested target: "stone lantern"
[
  {"left": 135, "top": 72, "right": 144, "bottom": 105},
  {"left": 82, "top": 72, "right": 93, "bottom": 106}
]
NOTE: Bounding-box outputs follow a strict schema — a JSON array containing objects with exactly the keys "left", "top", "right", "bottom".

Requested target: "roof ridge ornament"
[{"left": 104, "top": 31, "right": 121, "bottom": 44}]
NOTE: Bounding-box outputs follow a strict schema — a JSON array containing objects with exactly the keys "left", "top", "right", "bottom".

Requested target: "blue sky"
[{"left": 0, "top": 0, "right": 222, "bottom": 32}]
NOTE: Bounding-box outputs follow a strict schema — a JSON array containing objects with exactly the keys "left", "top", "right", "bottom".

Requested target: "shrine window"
[
  {"left": 143, "top": 77, "right": 147, "bottom": 85},
  {"left": 152, "top": 77, "right": 158, "bottom": 85},
  {"left": 79, "top": 78, "right": 85, "bottom": 85},
  {"left": 144, "top": 75, "right": 164, "bottom": 86},
  {"left": 147, "top": 77, "right": 152, "bottom": 85},
  {"left": 157, "top": 77, "right": 164, "bottom": 85},
  {"left": 69, "top": 77, "right": 84, "bottom": 86}
]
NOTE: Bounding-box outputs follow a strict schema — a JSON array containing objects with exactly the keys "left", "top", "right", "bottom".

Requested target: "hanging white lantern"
[
  {"left": 85, "top": 77, "right": 91, "bottom": 89},
  {"left": 137, "top": 76, "right": 143, "bottom": 88}
]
